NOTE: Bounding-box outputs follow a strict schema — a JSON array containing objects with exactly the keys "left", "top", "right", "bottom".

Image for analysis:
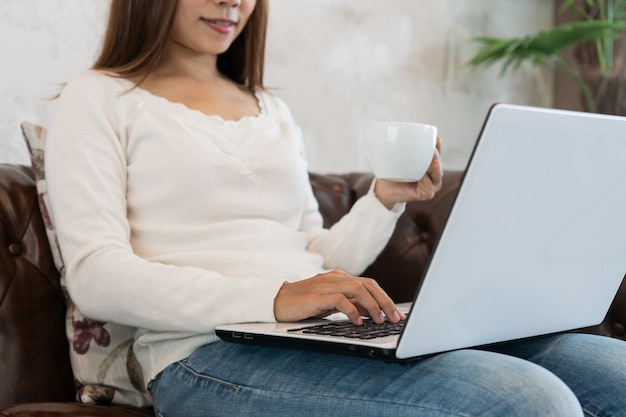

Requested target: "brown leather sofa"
[{"left": 1, "top": 163, "right": 625, "bottom": 417}]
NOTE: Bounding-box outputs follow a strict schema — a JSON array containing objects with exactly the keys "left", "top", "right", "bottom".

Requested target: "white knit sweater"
[{"left": 46, "top": 70, "right": 404, "bottom": 385}]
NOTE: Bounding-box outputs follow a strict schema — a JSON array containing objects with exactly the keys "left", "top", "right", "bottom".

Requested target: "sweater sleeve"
[
  {"left": 267, "top": 94, "right": 405, "bottom": 276},
  {"left": 46, "top": 72, "right": 284, "bottom": 332},
  {"left": 300, "top": 180, "right": 405, "bottom": 276}
]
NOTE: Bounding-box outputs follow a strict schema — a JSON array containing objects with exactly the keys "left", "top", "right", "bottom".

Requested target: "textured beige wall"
[{"left": 0, "top": 0, "right": 553, "bottom": 172}]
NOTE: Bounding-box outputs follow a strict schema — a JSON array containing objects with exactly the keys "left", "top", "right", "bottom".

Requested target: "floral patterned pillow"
[{"left": 21, "top": 121, "right": 152, "bottom": 407}]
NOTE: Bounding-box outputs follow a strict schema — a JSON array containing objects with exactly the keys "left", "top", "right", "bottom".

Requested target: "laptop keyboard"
[{"left": 288, "top": 317, "right": 406, "bottom": 340}]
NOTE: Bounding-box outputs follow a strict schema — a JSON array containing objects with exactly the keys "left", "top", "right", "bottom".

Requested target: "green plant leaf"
[{"left": 468, "top": 20, "right": 625, "bottom": 72}]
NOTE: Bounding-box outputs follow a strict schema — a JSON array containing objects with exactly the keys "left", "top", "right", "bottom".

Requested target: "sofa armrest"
[
  {"left": 0, "top": 165, "right": 76, "bottom": 405},
  {"left": 0, "top": 402, "right": 153, "bottom": 417}
]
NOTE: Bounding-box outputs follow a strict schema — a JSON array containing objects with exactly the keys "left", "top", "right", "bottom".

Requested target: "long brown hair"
[{"left": 93, "top": 0, "right": 268, "bottom": 91}]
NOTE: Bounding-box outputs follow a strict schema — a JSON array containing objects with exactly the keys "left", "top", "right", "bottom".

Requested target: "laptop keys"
[{"left": 288, "top": 318, "right": 406, "bottom": 340}]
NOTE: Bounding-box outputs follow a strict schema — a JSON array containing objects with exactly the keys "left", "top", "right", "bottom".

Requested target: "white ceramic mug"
[{"left": 363, "top": 122, "right": 437, "bottom": 181}]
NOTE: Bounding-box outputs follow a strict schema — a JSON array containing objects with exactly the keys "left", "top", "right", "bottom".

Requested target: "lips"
[{"left": 201, "top": 18, "right": 236, "bottom": 35}]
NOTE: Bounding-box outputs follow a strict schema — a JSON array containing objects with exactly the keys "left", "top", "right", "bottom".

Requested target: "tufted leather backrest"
[{"left": 0, "top": 165, "right": 75, "bottom": 404}]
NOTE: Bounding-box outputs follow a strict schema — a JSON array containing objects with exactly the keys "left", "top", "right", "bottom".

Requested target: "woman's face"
[{"left": 170, "top": 0, "right": 257, "bottom": 57}]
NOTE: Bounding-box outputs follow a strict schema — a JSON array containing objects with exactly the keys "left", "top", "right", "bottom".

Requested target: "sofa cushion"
[{"left": 21, "top": 122, "right": 152, "bottom": 407}]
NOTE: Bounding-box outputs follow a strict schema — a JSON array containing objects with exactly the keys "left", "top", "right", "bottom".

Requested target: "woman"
[{"left": 46, "top": 0, "right": 626, "bottom": 416}]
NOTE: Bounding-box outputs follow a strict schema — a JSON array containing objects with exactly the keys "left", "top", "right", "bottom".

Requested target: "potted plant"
[{"left": 468, "top": 0, "right": 626, "bottom": 115}]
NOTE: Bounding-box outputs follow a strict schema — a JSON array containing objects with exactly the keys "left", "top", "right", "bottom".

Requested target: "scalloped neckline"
[{"left": 135, "top": 86, "right": 266, "bottom": 126}]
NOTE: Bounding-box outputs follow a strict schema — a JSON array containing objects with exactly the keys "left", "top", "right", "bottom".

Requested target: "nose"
[{"left": 215, "top": 0, "right": 241, "bottom": 7}]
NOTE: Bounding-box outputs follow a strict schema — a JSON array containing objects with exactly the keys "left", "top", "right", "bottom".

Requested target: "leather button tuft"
[
  {"left": 8, "top": 243, "right": 23, "bottom": 256},
  {"left": 612, "top": 322, "right": 625, "bottom": 336}
]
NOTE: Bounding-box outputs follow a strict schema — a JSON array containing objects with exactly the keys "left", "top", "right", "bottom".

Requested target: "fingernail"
[{"left": 392, "top": 309, "right": 400, "bottom": 321}]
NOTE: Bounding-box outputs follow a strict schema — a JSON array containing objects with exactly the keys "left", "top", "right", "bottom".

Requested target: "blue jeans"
[{"left": 150, "top": 333, "right": 626, "bottom": 416}]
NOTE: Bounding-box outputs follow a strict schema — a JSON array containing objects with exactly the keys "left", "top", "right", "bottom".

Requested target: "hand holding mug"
[{"left": 363, "top": 121, "right": 443, "bottom": 208}]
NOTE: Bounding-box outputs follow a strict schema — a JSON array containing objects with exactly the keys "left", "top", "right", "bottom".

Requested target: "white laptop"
[{"left": 216, "top": 103, "right": 626, "bottom": 361}]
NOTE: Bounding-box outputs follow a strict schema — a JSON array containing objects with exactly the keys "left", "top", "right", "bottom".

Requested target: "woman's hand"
[
  {"left": 274, "top": 269, "right": 405, "bottom": 325},
  {"left": 374, "top": 136, "right": 443, "bottom": 209}
]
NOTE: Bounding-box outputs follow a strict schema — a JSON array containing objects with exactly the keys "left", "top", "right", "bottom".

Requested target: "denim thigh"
[
  {"left": 488, "top": 332, "right": 626, "bottom": 417},
  {"left": 150, "top": 338, "right": 585, "bottom": 417}
]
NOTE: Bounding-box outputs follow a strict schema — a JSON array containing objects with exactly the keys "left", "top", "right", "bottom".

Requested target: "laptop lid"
[
  {"left": 396, "top": 103, "right": 626, "bottom": 359},
  {"left": 216, "top": 103, "right": 626, "bottom": 361}
]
